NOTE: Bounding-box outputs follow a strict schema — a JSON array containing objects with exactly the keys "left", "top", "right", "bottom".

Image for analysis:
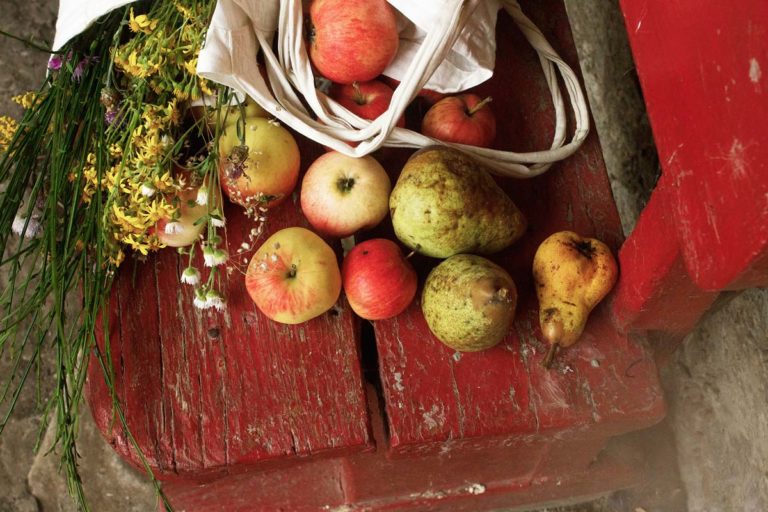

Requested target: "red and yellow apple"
[
  {"left": 421, "top": 93, "right": 496, "bottom": 148},
  {"left": 308, "top": 0, "right": 399, "bottom": 84},
  {"left": 329, "top": 80, "right": 405, "bottom": 127},
  {"left": 218, "top": 116, "right": 300, "bottom": 208},
  {"left": 154, "top": 186, "right": 208, "bottom": 247},
  {"left": 300, "top": 151, "right": 391, "bottom": 238},
  {"left": 245, "top": 227, "right": 341, "bottom": 324},
  {"left": 154, "top": 168, "right": 217, "bottom": 247},
  {"left": 342, "top": 238, "right": 417, "bottom": 320}
]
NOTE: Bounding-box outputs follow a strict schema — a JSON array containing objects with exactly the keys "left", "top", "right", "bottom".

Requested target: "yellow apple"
[{"left": 218, "top": 117, "right": 300, "bottom": 209}]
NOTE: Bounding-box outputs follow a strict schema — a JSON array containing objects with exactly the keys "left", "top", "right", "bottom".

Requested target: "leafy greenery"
[{"left": 0, "top": 2, "right": 229, "bottom": 509}]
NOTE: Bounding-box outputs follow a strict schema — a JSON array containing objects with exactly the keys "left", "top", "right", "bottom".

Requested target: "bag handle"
[{"left": 214, "top": 0, "right": 590, "bottom": 178}]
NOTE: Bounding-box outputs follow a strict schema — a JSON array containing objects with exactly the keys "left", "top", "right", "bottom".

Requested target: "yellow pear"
[{"left": 532, "top": 231, "right": 618, "bottom": 368}]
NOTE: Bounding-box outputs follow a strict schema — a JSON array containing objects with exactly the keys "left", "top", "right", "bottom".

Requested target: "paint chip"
[
  {"left": 466, "top": 483, "right": 486, "bottom": 495},
  {"left": 749, "top": 58, "right": 762, "bottom": 83}
]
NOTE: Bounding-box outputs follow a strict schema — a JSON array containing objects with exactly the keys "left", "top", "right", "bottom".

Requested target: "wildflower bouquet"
[{"left": 0, "top": 1, "right": 244, "bottom": 508}]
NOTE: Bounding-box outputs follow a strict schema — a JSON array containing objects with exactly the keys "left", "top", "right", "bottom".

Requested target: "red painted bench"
[
  {"left": 80, "top": 1, "right": 713, "bottom": 509},
  {"left": 612, "top": 0, "right": 768, "bottom": 360}
]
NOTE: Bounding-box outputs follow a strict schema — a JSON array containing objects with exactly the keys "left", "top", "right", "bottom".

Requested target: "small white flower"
[
  {"left": 205, "top": 289, "right": 226, "bottom": 311},
  {"left": 203, "top": 246, "right": 228, "bottom": 267},
  {"left": 195, "top": 188, "right": 208, "bottom": 206},
  {"left": 210, "top": 216, "right": 225, "bottom": 228},
  {"left": 193, "top": 289, "right": 209, "bottom": 309},
  {"left": 161, "top": 134, "right": 174, "bottom": 148},
  {"left": 164, "top": 221, "right": 183, "bottom": 234},
  {"left": 181, "top": 267, "right": 201, "bottom": 286},
  {"left": 141, "top": 183, "right": 156, "bottom": 197},
  {"left": 11, "top": 214, "right": 41, "bottom": 238}
]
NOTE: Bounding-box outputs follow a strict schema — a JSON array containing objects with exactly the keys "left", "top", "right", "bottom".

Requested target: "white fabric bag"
[
  {"left": 52, "top": 0, "right": 135, "bottom": 51},
  {"left": 197, "top": 0, "right": 590, "bottom": 178},
  {"left": 52, "top": 0, "right": 590, "bottom": 178}
]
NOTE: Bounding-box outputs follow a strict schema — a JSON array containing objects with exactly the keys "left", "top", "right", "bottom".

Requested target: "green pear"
[
  {"left": 421, "top": 254, "right": 517, "bottom": 352},
  {"left": 389, "top": 147, "right": 526, "bottom": 258}
]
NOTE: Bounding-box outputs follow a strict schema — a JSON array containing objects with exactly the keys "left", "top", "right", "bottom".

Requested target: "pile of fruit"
[
  {"left": 188, "top": 0, "right": 621, "bottom": 368},
  {"left": 146, "top": 0, "right": 617, "bottom": 365}
]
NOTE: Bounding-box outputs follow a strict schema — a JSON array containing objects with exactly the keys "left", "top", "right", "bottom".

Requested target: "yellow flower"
[
  {"left": 154, "top": 171, "right": 175, "bottom": 192},
  {"left": 163, "top": 99, "right": 181, "bottom": 126},
  {"left": 142, "top": 106, "right": 166, "bottom": 132},
  {"left": 129, "top": 8, "right": 158, "bottom": 34},
  {"left": 121, "top": 234, "right": 152, "bottom": 255},
  {"left": 184, "top": 57, "right": 198, "bottom": 77},
  {"left": 200, "top": 79, "right": 214, "bottom": 98},
  {"left": 111, "top": 204, "right": 147, "bottom": 233},
  {"left": 139, "top": 197, "right": 176, "bottom": 225},
  {"left": 12, "top": 92, "right": 38, "bottom": 110},
  {"left": 0, "top": 116, "right": 18, "bottom": 153},
  {"left": 109, "top": 249, "right": 125, "bottom": 267},
  {"left": 117, "top": 50, "right": 150, "bottom": 78},
  {"left": 174, "top": 2, "right": 195, "bottom": 19}
]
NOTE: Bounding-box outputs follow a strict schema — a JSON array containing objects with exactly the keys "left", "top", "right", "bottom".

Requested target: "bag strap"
[{"left": 203, "top": 0, "right": 590, "bottom": 179}]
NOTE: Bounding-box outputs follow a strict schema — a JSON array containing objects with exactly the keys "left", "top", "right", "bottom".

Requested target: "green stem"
[{"left": 0, "top": 28, "right": 56, "bottom": 53}]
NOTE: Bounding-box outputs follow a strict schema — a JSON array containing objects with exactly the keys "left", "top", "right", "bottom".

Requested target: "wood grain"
[
  {"left": 371, "top": 0, "right": 665, "bottom": 456},
  {"left": 86, "top": 144, "right": 373, "bottom": 478}
]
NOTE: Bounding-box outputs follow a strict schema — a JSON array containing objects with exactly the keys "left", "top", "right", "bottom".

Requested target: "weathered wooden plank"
[
  {"left": 372, "top": 0, "right": 664, "bottom": 455},
  {"left": 620, "top": 0, "right": 768, "bottom": 291},
  {"left": 86, "top": 142, "right": 373, "bottom": 478},
  {"left": 611, "top": 173, "right": 719, "bottom": 335}
]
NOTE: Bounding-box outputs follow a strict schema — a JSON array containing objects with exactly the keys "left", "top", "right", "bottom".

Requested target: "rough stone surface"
[
  {"left": 2, "top": 1, "right": 766, "bottom": 512},
  {"left": 663, "top": 289, "right": 768, "bottom": 512},
  {"left": 565, "top": 0, "right": 660, "bottom": 237}
]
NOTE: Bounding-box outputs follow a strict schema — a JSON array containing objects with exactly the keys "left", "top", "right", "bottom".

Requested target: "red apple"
[
  {"left": 245, "top": 227, "right": 341, "bottom": 324},
  {"left": 421, "top": 94, "right": 496, "bottom": 148},
  {"left": 342, "top": 238, "right": 418, "bottom": 320},
  {"left": 219, "top": 116, "right": 300, "bottom": 208},
  {"left": 329, "top": 80, "right": 405, "bottom": 127},
  {"left": 300, "top": 151, "right": 391, "bottom": 237},
  {"left": 308, "top": 0, "right": 399, "bottom": 84}
]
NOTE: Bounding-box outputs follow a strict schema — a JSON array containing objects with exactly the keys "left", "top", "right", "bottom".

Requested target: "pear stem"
[
  {"left": 405, "top": 250, "right": 415, "bottom": 259},
  {"left": 542, "top": 343, "right": 559, "bottom": 369},
  {"left": 467, "top": 96, "right": 492, "bottom": 116}
]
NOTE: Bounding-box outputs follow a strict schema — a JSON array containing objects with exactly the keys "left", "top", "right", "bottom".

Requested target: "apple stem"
[
  {"left": 542, "top": 343, "right": 559, "bottom": 369},
  {"left": 352, "top": 82, "right": 365, "bottom": 105},
  {"left": 467, "top": 96, "right": 492, "bottom": 116},
  {"left": 341, "top": 236, "right": 356, "bottom": 256}
]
